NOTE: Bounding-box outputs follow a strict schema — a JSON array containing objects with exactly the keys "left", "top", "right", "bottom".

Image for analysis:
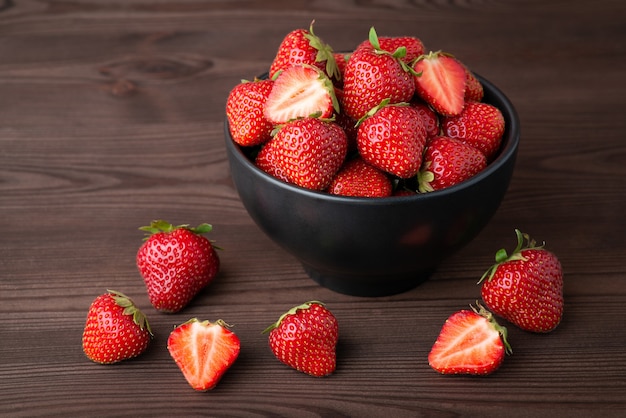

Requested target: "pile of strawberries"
[{"left": 226, "top": 22, "right": 506, "bottom": 197}]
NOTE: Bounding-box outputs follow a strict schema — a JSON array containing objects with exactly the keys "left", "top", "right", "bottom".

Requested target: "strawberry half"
[
  {"left": 264, "top": 301, "right": 338, "bottom": 377},
  {"left": 167, "top": 318, "right": 240, "bottom": 391},
  {"left": 136, "top": 220, "right": 220, "bottom": 313},
  {"left": 479, "top": 229, "right": 564, "bottom": 333},
  {"left": 82, "top": 290, "right": 153, "bottom": 364},
  {"left": 413, "top": 51, "right": 467, "bottom": 117},
  {"left": 428, "top": 304, "right": 511, "bottom": 375},
  {"left": 264, "top": 65, "right": 339, "bottom": 124}
]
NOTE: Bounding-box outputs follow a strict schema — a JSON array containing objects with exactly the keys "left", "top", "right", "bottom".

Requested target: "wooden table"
[{"left": 2, "top": 1, "right": 625, "bottom": 416}]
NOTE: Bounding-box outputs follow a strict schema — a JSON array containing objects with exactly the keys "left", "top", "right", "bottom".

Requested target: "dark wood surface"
[{"left": 2, "top": 1, "right": 625, "bottom": 417}]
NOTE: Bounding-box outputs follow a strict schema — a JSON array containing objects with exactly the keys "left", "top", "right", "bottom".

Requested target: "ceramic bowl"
[{"left": 224, "top": 74, "right": 519, "bottom": 297}]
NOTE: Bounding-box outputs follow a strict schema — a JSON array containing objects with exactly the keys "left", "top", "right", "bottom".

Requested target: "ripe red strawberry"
[
  {"left": 264, "top": 65, "right": 339, "bottom": 124},
  {"left": 418, "top": 136, "right": 487, "bottom": 192},
  {"left": 226, "top": 78, "right": 274, "bottom": 147},
  {"left": 463, "top": 65, "right": 484, "bottom": 102},
  {"left": 167, "top": 318, "right": 240, "bottom": 391},
  {"left": 357, "top": 101, "right": 427, "bottom": 178},
  {"left": 264, "top": 301, "right": 338, "bottom": 377},
  {"left": 269, "top": 21, "right": 341, "bottom": 83},
  {"left": 441, "top": 101, "right": 505, "bottom": 161},
  {"left": 255, "top": 117, "right": 347, "bottom": 191},
  {"left": 410, "top": 99, "right": 440, "bottom": 140},
  {"left": 356, "top": 34, "right": 425, "bottom": 63},
  {"left": 328, "top": 157, "right": 392, "bottom": 197},
  {"left": 341, "top": 27, "right": 416, "bottom": 120},
  {"left": 82, "top": 290, "right": 152, "bottom": 364},
  {"left": 428, "top": 304, "right": 511, "bottom": 375},
  {"left": 413, "top": 51, "right": 467, "bottom": 117},
  {"left": 136, "top": 220, "right": 220, "bottom": 313},
  {"left": 479, "top": 229, "right": 564, "bottom": 333}
]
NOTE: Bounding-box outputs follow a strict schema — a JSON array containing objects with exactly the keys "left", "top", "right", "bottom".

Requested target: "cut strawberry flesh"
[
  {"left": 414, "top": 54, "right": 466, "bottom": 116},
  {"left": 264, "top": 65, "right": 336, "bottom": 124},
  {"left": 167, "top": 319, "right": 240, "bottom": 391}
]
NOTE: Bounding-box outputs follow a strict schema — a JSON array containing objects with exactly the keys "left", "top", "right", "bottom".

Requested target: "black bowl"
[{"left": 224, "top": 74, "right": 519, "bottom": 297}]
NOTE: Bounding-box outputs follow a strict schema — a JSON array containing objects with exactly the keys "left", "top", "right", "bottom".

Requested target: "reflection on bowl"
[{"left": 224, "top": 75, "right": 519, "bottom": 297}]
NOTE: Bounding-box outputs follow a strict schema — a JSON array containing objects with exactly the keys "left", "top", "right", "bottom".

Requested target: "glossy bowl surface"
[{"left": 224, "top": 74, "right": 519, "bottom": 296}]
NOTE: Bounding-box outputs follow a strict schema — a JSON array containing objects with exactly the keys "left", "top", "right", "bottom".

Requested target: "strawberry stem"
[
  {"left": 139, "top": 220, "right": 213, "bottom": 240},
  {"left": 262, "top": 301, "right": 325, "bottom": 334},
  {"left": 107, "top": 289, "right": 153, "bottom": 336}
]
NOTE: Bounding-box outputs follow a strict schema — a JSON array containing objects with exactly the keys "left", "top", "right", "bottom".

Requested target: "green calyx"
[
  {"left": 472, "top": 302, "right": 512, "bottom": 355},
  {"left": 139, "top": 220, "right": 213, "bottom": 240},
  {"left": 303, "top": 20, "right": 341, "bottom": 82},
  {"left": 262, "top": 301, "right": 325, "bottom": 334},
  {"left": 368, "top": 26, "right": 419, "bottom": 76},
  {"left": 417, "top": 163, "right": 435, "bottom": 193},
  {"left": 107, "top": 289, "right": 153, "bottom": 336},
  {"left": 478, "top": 229, "right": 545, "bottom": 284},
  {"left": 355, "top": 98, "right": 410, "bottom": 127}
]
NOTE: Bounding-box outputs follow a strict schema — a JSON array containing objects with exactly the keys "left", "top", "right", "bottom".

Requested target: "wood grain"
[{"left": 2, "top": 0, "right": 626, "bottom": 417}]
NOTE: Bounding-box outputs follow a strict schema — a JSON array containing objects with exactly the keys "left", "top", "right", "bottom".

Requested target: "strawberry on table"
[
  {"left": 357, "top": 100, "right": 427, "bottom": 178},
  {"left": 428, "top": 304, "right": 511, "bottom": 376},
  {"left": 226, "top": 78, "right": 274, "bottom": 147},
  {"left": 263, "top": 301, "right": 338, "bottom": 377},
  {"left": 269, "top": 20, "right": 341, "bottom": 84},
  {"left": 136, "top": 220, "right": 220, "bottom": 313},
  {"left": 263, "top": 64, "right": 339, "bottom": 124},
  {"left": 328, "top": 157, "right": 393, "bottom": 198},
  {"left": 82, "top": 290, "right": 152, "bottom": 364},
  {"left": 167, "top": 318, "right": 240, "bottom": 391},
  {"left": 341, "top": 27, "right": 416, "bottom": 120},
  {"left": 413, "top": 51, "right": 467, "bottom": 117},
  {"left": 255, "top": 117, "right": 348, "bottom": 191},
  {"left": 441, "top": 101, "right": 505, "bottom": 161},
  {"left": 479, "top": 229, "right": 564, "bottom": 333},
  {"left": 418, "top": 136, "right": 487, "bottom": 192}
]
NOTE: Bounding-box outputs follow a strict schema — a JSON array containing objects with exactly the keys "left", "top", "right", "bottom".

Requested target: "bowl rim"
[{"left": 225, "top": 73, "right": 520, "bottom": 206}]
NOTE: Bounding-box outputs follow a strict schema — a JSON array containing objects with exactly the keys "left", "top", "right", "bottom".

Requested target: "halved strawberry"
[
  {"left": 264, "top": 65, "right": 339, "bottom": 124},
  {"left": 167, "top": 318, "right": 240, "bottom": 391},
  {"left": 413, "top": 51, "right": 466, "bottom": 117},
  {"left": 428, "top": 304, "right": 511, "bottom": 376}
]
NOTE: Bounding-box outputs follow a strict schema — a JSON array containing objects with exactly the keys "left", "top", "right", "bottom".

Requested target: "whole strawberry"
[
  {"left": 418, "top": 136, "right": 487, "bottom": 192},
  {"left": 441, "top": 101, "right": 505, "bottom": 161},
  {"left": 255, "top": 117, "right": 348, "bottom": 191},
  {"left": 82, "top": 290, "right": 152, "bottom": 364},
  {"left": 341, "top": 27, "right": 416, "bottom": 120},
  {"left": 328, "top": 157, "right": 392, "bottom": 198},
  {"left": 136, "top": 220, "right": 220, "bottom": 313},
  {"left": 226, "top": 78, "right": 274, "bottom": 147},
  {"left": 429, "top": 304, "right": 511, "bottom": 375},
  {"left": 264, "top": 301, "right": 338, "bottom": 377},
  {"left": 269, "top": 21, "right": 341, "bottom": 84},
  {"left": 479, "top": 229, "right": 564, "bottom": 333},
  {"left": 356, "top": 34, "right": 425, "bottom": 63},
  {"left": 357, "top": 100, "right": 427, "bottom": 178}
]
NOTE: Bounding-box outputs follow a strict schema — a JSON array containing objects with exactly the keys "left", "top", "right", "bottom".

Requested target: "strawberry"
[
  {"left": 136, "top": 220, "right": 220, "bottom": 313},
  {"left": 356, "top": 34, "right": 425, "bottom": 63},
  {"left": 413, "top": 51, "right": 467, "bottom": 117},
  {"left": 82, "top": 290, "right": 152, "bottom": 364},
  {"left": 409, "top": 99, "right": 440, "bottom": 140},
  {"left": 463, "top": 65, "right": 484, "bottom": 102},
  {"left": 479, "top": 229, "right": 564, "bottom": 333},
  {"left": 167, "top": 318, "right": 240, "bottom": 391},
  {"left": 226, "top": 78, "right": 274, "bottom": 147},
  {"left": 341, "top": 27, "right": 416, "bottom": 120},
  {"left": 269, "top": 21, "right": 341, "bottom": 83},
  {"left": 357, "top": 100, "right": 427, "bottom": 178},
  {"left": 418, "top": 136, "right": 487, "bottom": 192},
  {"left": 328, "top": 157, "right": 392, "bottom": 197},
  {"left": 255, "top": 117, "right": 347, "bottom": 191},
  {"left": 428, "top": 304, "right": 511, "bottom": 375},
  {"left": 264, "top": 301, "right": 338, "bottom": 377},
  {"left": 441, "top": 101, "right": 505, "bottom": 161},
  {"left": 264, "top": 64, "right": 339, "bottom": 124}
]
